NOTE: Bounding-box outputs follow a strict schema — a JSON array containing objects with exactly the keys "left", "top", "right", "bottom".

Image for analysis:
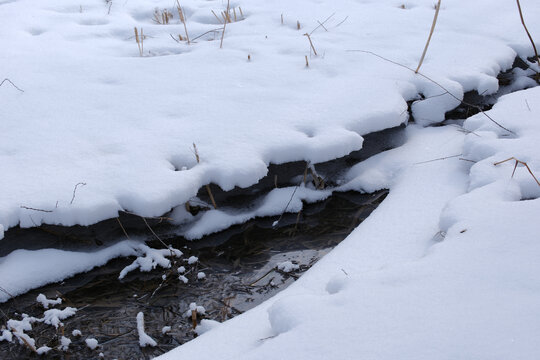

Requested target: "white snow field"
[{"left": 1, "top": 0, "right": 540, "bottom": 357}]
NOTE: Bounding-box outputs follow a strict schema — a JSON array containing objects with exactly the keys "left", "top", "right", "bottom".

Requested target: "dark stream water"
[{"left": 0, "top": 190, "right": 387, "bottom": 360}]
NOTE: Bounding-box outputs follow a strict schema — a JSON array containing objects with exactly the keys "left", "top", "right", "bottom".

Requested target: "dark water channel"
[{"left": 0, "top": 190, "right": 387, "bottom": 360}]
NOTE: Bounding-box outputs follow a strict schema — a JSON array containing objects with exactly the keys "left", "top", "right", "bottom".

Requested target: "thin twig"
[
  {"left": 348, "top": 50, "right": 515, "bottom": 135},
  {"left": 494, "top": 157, "right": 540, "bottom": 186},
  {"left": 309, "top": 12, "right": 335, "bottom": 35},
  {"left": 413, "top": 154, "right": 461, "bottom": 165},
  {"left": 416, "top": 0, "right": 441, "bottom": 73},
  {"left": 0, "top": 78, "right": 24, "bottom": 92},
  {"left": 70, "top": 182, "right": 86, "bottom": 205},
  {"left": 20, "top": 205, "right": 53, "bottom": 213},
  {"left": 516, "top": 0, "right": 540, "bottom": 68},
  {"left": 220, "top": 0, "right": 230, "bottom": 48},
  {"left": 116, "top": 217, "right": 130, "bottom": 239},
  {"left": 303, "top": 33, "right": 317, "bottom": 56}
]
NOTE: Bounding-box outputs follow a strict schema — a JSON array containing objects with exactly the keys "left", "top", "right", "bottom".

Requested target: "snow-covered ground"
[{"left": 2, "top": 0, "right": 540, "bottom": 357}]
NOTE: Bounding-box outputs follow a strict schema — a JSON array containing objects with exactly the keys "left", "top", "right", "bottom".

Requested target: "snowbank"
[
  {"left": 156, "top": 87, "right": 540, "bottom": 359},
  {"left": 1, "top": 0, "right": 538, "bottom": 234}
]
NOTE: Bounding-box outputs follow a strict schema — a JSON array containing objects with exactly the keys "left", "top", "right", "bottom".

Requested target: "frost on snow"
[
  {"left": 136, "top": 312, "right": 157, "bottom": 348},
  {"left": 36, "top": 293, "right": 62, "bottom": 309}
]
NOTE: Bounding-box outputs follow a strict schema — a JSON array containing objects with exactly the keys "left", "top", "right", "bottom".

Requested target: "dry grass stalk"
[
  {"left": 220, "top": 0, "right": 230, "bottom": 48},
  {"left": 516, "top": 0, "right": 540, "bottom": 69},
  {"left": 176, "top": 0, "right": 190, "bottom": 44},
  {"left": 233, "top": 8, "right": 237, "bottom": 22},
  {"left": 415, "top": 0, "right": 441, "bottom": 73},
  {"left": 239, "top": 7, "right": 244, "bottom": 17},
  {"left": 116, "top": 217, "right": 130, "bottom": 239},
  {"left": 193, "top": 143, "right": 218, "bottom": 209},
  {"left": 303, "top": 33, "right": 317, "bottom": 56},
  {"left": 153, "top": 8, "right": 173, "bottom": 24},
  {"left": 212, "top": 10, "right": 223, "bottom": 24},
  {"left": 297, "top": 20, "right": 301, "bottom": 30},
  {"left": 134, "top": 27, "right": 144, "bottom": 56},
  {"left": 305, "top": 55, "right": 309, "bottom": 67},
  {"left": 248, "top": 54, "right": 251, "bottom": 61},
  {"left": 191, "top": 309, "right": 197, "bottom": 328},
  {"left": 281, "top": 13, "right": 284, "bottom": 25},
  {"left": 494, "top": 157, "right": 540, "bottom": 186}
]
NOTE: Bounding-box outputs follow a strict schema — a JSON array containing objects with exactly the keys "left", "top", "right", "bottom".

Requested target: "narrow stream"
[{"left": 0, "top": 190, "right": 387, "bottom": 360}]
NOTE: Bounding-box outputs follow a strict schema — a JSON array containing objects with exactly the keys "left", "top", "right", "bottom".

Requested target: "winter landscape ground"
[{"left": 1, "top": 0, "right": 540, "bottom": 358}]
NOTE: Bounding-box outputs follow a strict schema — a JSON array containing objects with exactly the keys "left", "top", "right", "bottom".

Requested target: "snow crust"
[
  {"left": 1, "top": 0, "right": 538, "bottom": 235},
  {"left": 157, "top": 87, "right": 540, "bottom": 359}
]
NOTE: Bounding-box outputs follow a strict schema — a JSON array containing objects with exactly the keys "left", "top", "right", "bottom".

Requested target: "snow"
[
  {"left": 1, "top": 0, "right": 540, "bottom": 358},
  {"left": 118, "top": 244, "right": 182, "bottom": 280},
  {"left": 184, "top": 303, "right": 205, "bottom": 318},
  {"left": 42, "top": 307, "right": 77, "bottom": 328},
  {"left": 157, "top": 86, "right": 540, "bottom": 359},
  {"left": 178, "top": 275, "right": 189, "bottom": 284},
  {"left": 136, "top": 312, "right": 157, "bottom": 348},
  {"left": 36, "top": 293, "right": 62, "bottom": 309},
  {"left": 186, "top": 256, "right": 198, "bottom": 265},
  {"left": 162, "top": 326, "right": 172, "bottom": 334},
  {"left": 276, "top": 261, "right": 300, "bottom": 273},
  {"left": 36, "top": 346, "right": 52, "bottom": 355},
  {"left": 197, "top": 272, "right": 206, "bottom": 280},
  {"left": 0, "top": 240, "right": 143, "bottom": 302},
  {"left": 85, "top": 338, "right": 99, "bottom": 350},
  {"left": 59, "top": 336, "right": 71, "bottom": 351}
]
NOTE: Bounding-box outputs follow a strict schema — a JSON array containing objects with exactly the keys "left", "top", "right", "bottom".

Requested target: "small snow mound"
[
  {"left": 187, "top": 256, "right": 198, "bottom": 264},
  {"left": 36, "top": 293, "right": 62, "bottom": 309},
  {"left": 0, "top": 329, "right": 13, "bottom": 342},
  {"left": 276, "top": 261, "right": 299, "bottom": 272},
  {"left": 136, "top": 312, "right": 157, "bottom": 348},
  {"left": 178, "top": 275, "right": 188, "bottom": 283},
  {"left": 72, "top": 329, "right": 82, "bottom": 337},
  {"left": 197, "top": 272, "right": 206, "bottom": 279},
  {"left": 184, "top": 302, "right": 205, "bottom": 317},
  {"left": 195, "top": 319, "right": 221, "bottom": 335},
  {"left": 36, "top": 346, "right": 52, "bottom": 355},
  {"left": 325, "top": 274, "right": 348, "bottom": 294},
  {"left": 58, "top": 335, "right": 71, "bottom": 351},
  {"left": 85, "top": 338, "right": 98, "bottom": 350},
  {"left": 177, "top": 266, "right": 186, "bottom": 273},
  {"left": 162, "top": 326, "right": 171, "bottom": 334}
]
